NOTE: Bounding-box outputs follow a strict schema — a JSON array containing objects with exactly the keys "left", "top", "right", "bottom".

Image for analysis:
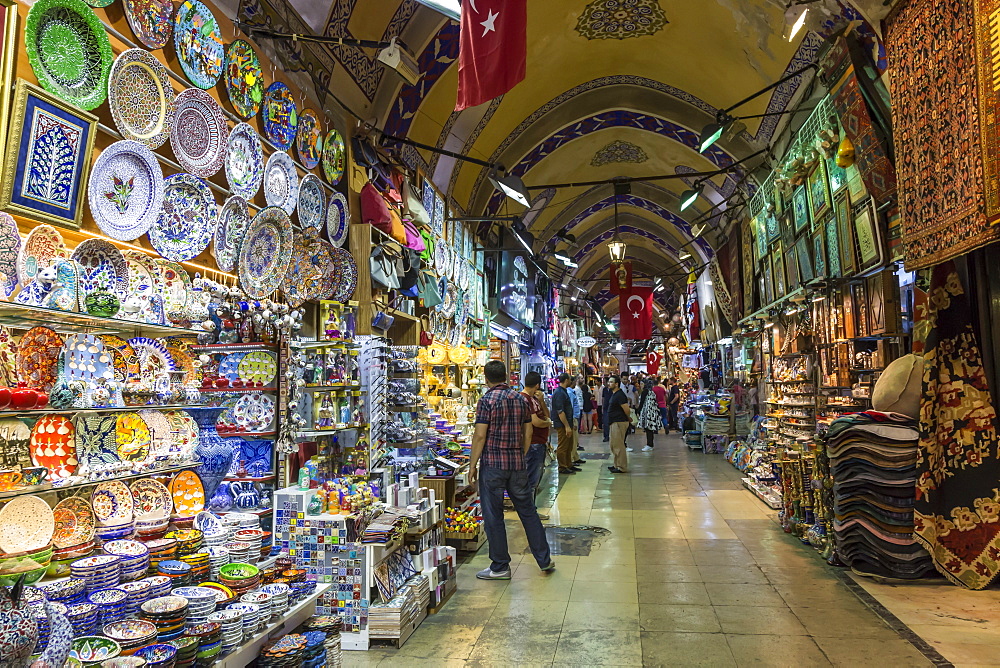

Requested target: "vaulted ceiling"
[{"left": 238, "top": 0, "right": 883, "bottom": 306}]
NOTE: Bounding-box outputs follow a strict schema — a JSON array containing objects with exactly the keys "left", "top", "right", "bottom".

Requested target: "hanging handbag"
[
  {"left": 386, "top": 203, "right": 408, "bottom": 245},
  {"left": 361, "top": 182, "right": 392, "bottom": 229},
  {"left": 398, "top": 250, "right": 421, "bottom": 295},
  {"left": 405, "top": 179, "right": 431, "bottom": 227},
  {"left": 402, "top": 218, "right": 425, "bottom": 252},
  {"left": 419, "top": 228, "right": 435, "bottom": 263},
  {"left": 420, "top": 315, "right": 434, "bottom": 347},
  {"left": 417, "top": 270, "right": 442, "bottom": 308},
  {"left": 370, "top": 246, "right": 400, "bottom": 289}
]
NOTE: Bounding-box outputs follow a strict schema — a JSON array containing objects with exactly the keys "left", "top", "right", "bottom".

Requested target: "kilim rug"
[
  {"left": 913, "top": 262, "right": 1000, "bottom": 589},
  {"left": 708, "top": 258, "right": 733, "bottom": 326}
]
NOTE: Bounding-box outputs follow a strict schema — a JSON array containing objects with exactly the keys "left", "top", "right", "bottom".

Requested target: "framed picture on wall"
[
  {"left": 834, "top": 192, "right": 857, "bottom": 276},
  {"left": 827, "top": 154, "right": 848, "bottom": 194},
  {"left": 753, "top": 215, "right": 768, "bottom": 260},
  {"left": 807, "top": 160, "right": 832, "bottom": 222},
  {"left": 793, "top": 186, "right": 810, "bottom": 233},
  {"left": 764, "top": 208, "right": 780, "bottom": 243},
  {"left": 825, "top": 216, "right": 842, "bottom": 278},
  {"left": 784, "top": 245, "right": 800, "bottom": 290},
  {"left": 811, "top": 227, "right": 827, "bottom": 278},
  {"left": 854, "top": 198, "right": 884, "bottom": 273},
  {"left": 773, "top": 250, "right": 786, "bottom": 297},
  {"left": 779, "top": 209, "right": 795, "bottom": 247},
  {"left": 763, "top": 260, "right": 774, "bottom": 305},
  {"left": 795, "top": 236, "right": 814, "bottom": 282},
  {"left": 758, "top": 273, "right": 768, "bottom": 309},
  {"left": 0, "top": 0, "right": 17, "bottom": 171}
]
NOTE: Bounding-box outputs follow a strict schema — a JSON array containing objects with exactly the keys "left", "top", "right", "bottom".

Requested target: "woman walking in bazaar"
[{"left": 636, "top": 377, "right": 662, "bottom": 452}]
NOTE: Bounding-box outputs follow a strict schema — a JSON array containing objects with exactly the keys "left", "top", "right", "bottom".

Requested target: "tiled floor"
[{"left": 345, "top": 433, "right": 936, "bottom": 667}]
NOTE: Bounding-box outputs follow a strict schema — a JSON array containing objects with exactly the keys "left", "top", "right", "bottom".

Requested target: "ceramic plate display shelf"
[
  {"left": 149, "top": 173, "right": 217, "bottom": 262},
  {"left": 30, "top": 415, "right": 77, "bottom": 479},
  {"left": 98, "top": 335, "right": 141, "bottom": 385},
  {"left": 171, "top": 88, "right": 227, "bottom": 178},
  {"left": 0, "top": 495, "right": 55, "bottom": 554},
  {"left": 331, "top": 247, "right": 357, "bottom": 302},
  {"left": 169, "top": 469, "right": 205, "bottom": 517},
  {"left": 17, "top": 224, "right": 67, "bottom": 286},
  {"left": 71, "top": 239, "right": 129, "bottom": 297},
  {"left": 116, "top": 412, "right": 151, "bottom": 462},
  {"left": 25, "top": 0, "right": 114, "bottom": 111},
  {"left": 62, "top": 333, "right": 113, "bottom": 385},
  {"left": 239, "top": 206, "right": 293, "bottom": 299},
  {"left": 225, "top": 123, "right": 264, "bottom": 201},
  {"left": 322, "top": 129, "right": 345, "bottom": 186},
  {"left": 297, "top": 174, "right": 326, "bottom": 233},
  {"left": 173, "top": 0, "right": 224, "bottom": 89},
  {"left": 213, "top": 196, "right": 250, "bottom": 273},
  {"left": 130, "top": 478, "right": 171, "bottom": 520},
  {"left": 262, "top": 82, "right": 297, "bottom": 151},
  {"left": 91, "top": 480, "right": 133, "bottom": 525},
  {"left": 88, "top": 140, "right": 165, "bottom": 242},
  {"left": 281, "top": 235, "right": 319, "bottom": 308},
  {"left": 263, "top": 151, "right": 298, "bottom": 215},
  {"left": 73, "top": 414, "right": 117, "bottom": 471},
  {"left": 53, "top": 496, "right": 95, "bottom": 548},
  {"left": 326, "top": 192, "right": 348, "bottom": 248},
  {"left": 108, "top": 49, "right": 174, "bottom": 150},
  {"left": 224, "top": 39, "right": 264, "bottom": 119},
  {"left": 0, "top": 215, "right": 19, "bottom": 300},
  {"left": 296, "top": 109, "right": 322, "bottom": 169},
  {"left": 238, "top": 351, "right": 277, "bottom": 385},
  {"left": 154, "top": 259, "right": 190, "bottom": 321},
  {"left": 124, "top": 0, "right": 172, "bottom": 49},
  {"left": 17, "top": 326, "right": 63, "bottom": 392}
]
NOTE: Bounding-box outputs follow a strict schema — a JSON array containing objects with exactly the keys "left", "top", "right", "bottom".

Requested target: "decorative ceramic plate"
[
  {"left": 225, "top": 123, "right": 264, "bottom": 201},
  {"left": 171, "top": 88, "right": 227, "bottom": 178},
  {"left": 116, "top": 412, "right": 151, "bottom": 462},
  {"left": 89, "top": 140, "right": 165, "bottom": 242},
  {"left": 25, "top": 0, "right": 114, "bottom": 110},
  {"left": 62, "top": 333, "right": 113, "bottom": 383},
  {"left": 122, "top": 251, "right": 161, "bottom": 316},
  {"left": 0, "top": 213, "right": 21, "bottom": 298},
  {"left": 263, "top": 151, "right": 298, "bottom": 215},
  {"left": 330, "top": 247, "right": 357, "bottom": 302},
  {"left": 326, "top": 192, "right": 349, "bottom": 248},
  {"left": 296, "top": 109, "right": 322, "bottom": 169},
  {"left": 99, "top": 335, "right": 141, "bottom": 384},
  {"left": 130, "top": 478, "right": 171, "bottom": 520},
  {"left": 74, "top": 414, "right": 118, "bottom": 471},
  {"left": 262, "top": 82, "right": 297, "bottom": 150},
  {"left": 154, "top": 259, "right": 191, "bottom": 318},
  {"left": 71, "top": 239, "right": 129, "bottom": 296},
  {"left": 435, "top": 239, "right": 449, "bottom": 276},
  {"left": 53, "top": 496, "right": 96, "bottom": 548},
  {"left": 322, "top": 129, "right": 345, "bottom": 185},
  {"left": 297, "top": 174, "right": 326, "bottom": 232},
  {"left": 0, "top": 327, "right": 16, "bottom": 388},
  {"left": 316, "top": 250, "right": 340, "bottom": 302},
  {"left": 108, "top": 49, "right": 173, "bottom": 149},
  {"left": 302, "top": 239, "right": 332, "bottom": 301},
  {"left": 165, "top": 411, "right": 198, "bottom": 458},
  {"left": 216, "top": 352, "right": 245, "bottom": 382},
  {"left": 124, "top": 0, "right": 172, "bottom": 49},
  {"left": 17, "top": 224, "right": 67, "bottom": 286},
  {"left": 281, "top": 235, "right": 318, "bottom": 308},
  {"left": 165, "top": 344, "right": 198, "bottom": 387},
  {"left": 238, "top": 207, "right": 293, "bottom": 299},
  {"left": 213, "top": 196, "right": 250, "bottom": 273},
  {"left": 128, "top": 337, "right": 177, "bottom": 376},
  {"left": 138, "top": 409, "right": 172, "bottom": 457},
  {"left": 149, "top": 173, "right": 217, "bottom": 261},
  {"left": 224, "top": 39, "right": 264, "bottom": 119},
  {"left": 91, "top": 480, "right": 133, "bottom": 525},
  {"left": 237, "top": 352, "right": 277, "bottom": 385},
  {"left": 0, "top": 495, "right": 55, "bottom": 554},
  {"left": 170, "top": 470, "right": 205, "bottom": 517},
  {"left": 17, "top": 326, "right": 63, "bottom": 391},
  {"left": 30, "top": 415, "right": 78, "bottom": 479},
  {"left": 173, "top": 0, "right": 224, "bottom": 89}
]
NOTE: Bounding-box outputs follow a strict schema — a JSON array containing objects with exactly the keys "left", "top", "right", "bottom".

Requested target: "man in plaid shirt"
[{"left": 470, "top": 360, "right": 554, "bottom": 580}]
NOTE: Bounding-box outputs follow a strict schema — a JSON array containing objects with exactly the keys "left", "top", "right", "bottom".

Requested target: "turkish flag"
[
  {"left": 619, "top": 287, "right": 653, "bottom": 340},
  {"left": 646, "top": 351, "right": 662, "bottom": 375},
  {"left": 456, "top": 0, "right": 527, "bottom": 111}
]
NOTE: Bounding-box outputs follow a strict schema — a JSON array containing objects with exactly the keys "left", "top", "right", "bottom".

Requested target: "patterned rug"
[{"left": 914, "top": 262, "right": 1000, "bottom": 590}]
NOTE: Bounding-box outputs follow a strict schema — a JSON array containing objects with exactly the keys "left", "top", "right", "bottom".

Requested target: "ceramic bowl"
[
  {"left": 71, "top": 636, "right": 122, "bottom": 663},
  {"left": 219, "top": 562, "right": 258, "bottom": 580},
  {"left": 101, "top": 657, "right": 147, "bottom": 667},
  {"left": 103, "top": 619, "right": 158, "bottom": 643},
  {"left": 133, "top": 643, "right": 177, "bottom": 665},
  {"left": 140, "top": 595, "right": 189, "bottom": 616},
  {"left": 0, "top": 562, "right": 47, "bottom": 586}
]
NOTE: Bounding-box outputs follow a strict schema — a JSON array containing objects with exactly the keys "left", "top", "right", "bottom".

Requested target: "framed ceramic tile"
[
  {"left": 853, "top": 198, "right": 884, "bottom": 273},
  {"left": 773, "top": 250, "right": 786, "bottom": 297},
  {"left": 0, "top": 79, "right": 97, "bottom": 230},
  {"left": 795, "top": 236, "right": 814, "bottom": 283},
  {"left": 779, "top": 209, "right": 795, "bottom": 247},
  {"left": 807, "top": 161, "right": 832, "bottom": 222},
  {"left": 753, "top": 215, "right": 768, "bottom": 260},
  {"left": 825, "top": 215, "right": 842, "bottom": 278},
  {"left": 834, "top": 191, "right": 857, "bottom": 276},
  {"left": 0, "top": 0, "right": 17, "bottom": 179},
  {"left": 784, "top": 245, "right": 800, "bottom": 290},
  {"left": 793, "top": 186, "right": 810, "bottom": 234},
  {"left": 764, "top": 207, "right": 780, "bottom": 243},
  {"left": 827, "top": 155, "right": 847, "bottom": 194},
  {"left": 811, "top": 227, "right": 827, "bottom": 278},
  {"left": 763, "top": 260, "right": 774, "bottom": 305}
]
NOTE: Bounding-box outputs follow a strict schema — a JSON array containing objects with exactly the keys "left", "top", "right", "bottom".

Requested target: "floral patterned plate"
[
  {"left": 326, "top": 192, "right": 349, "bottom": 248},
  {"left": 263, "top": 151, "right": 298, "bottom": 215},
  {"left": 53, "top": 496, "right": 96, "bottom": 548},
  {"left": 322, "top": 129, "right": 345, "bottom": 185},
  {"left": 71, "top": 239, "right": 129, "bottom": 297},
  {"left": 128, "top": 337, "right": 177, "bottom": 378},
  {"left": 173, "top": 0, "right": 224, "bottom": 89},
  {"left": 130, "top": 478, "right": 172, "bottom": 520},
  {"left": 330, "top": 247, "right": 357, "bottom": 302},
  {"left": 91, "top": 480, "right": 134, "bottom": 526},
  {"left": 281, "top": 235, "right": 319, "bottom": 308},
  {"left": 296, "top": 109, "right": 322, "bottom": 169},
  {"left": 74, "top": 414, "right": 118, "bottom": 471},
  {"left": 213, "top": 196, "right": 251, "bottom": 273},
  {"left": 30, "top": 415, "right": 77, "bottom": 479},
  {"left": 149, "top": 173, "right": 217, "bottom": 262},
  {"left": 124, "top": 0, "right": 172, "bottom": 49},
  {"left": 304, "top": 239, "right": 334, "bottom": 301},
  {"left": 237, "top": 351, "right": 277, "bottom": 385},
  {"left": 99, "top": 335, "right": 141, "bottom": 384},
  {"left": 169, "top": 469, "right": 205, "bottom": 517},
  {"left": 89, "top": 140, "right": 165, "bottom": 242},
  {"left": 0, "top": 495, "right": 55, "bottom": 553},
  {"left": 262, "top": 82, "right": 297, "bottom": 150},
  {"left": 296, "top": 174, "right": 326, "bottom": 232},
  {"left": 0, "top": 213, "right": 21, "bottom": 298},
  {"left": 154, "top": 259, "right": 190, "bottom": 319},
  {"left": 171, "top": 88, "right": 228, "bottom": 178},
  {"left": 17, "top": 326, "right": 63, "bottom": 392},
  {"left": 238, "top": 207, "right": 293, "bottom": 299},
  {"left": 17, "top": 224, "right": 67, "bottom": 286},
  {"left": 224, "top": 39, "right": 264, "bottom": 119},
  {"left": 108, "top": 49, "right": 174, "bottom": 149},
  {"left": 225, "top": 123, "right": 264, "bottom": 201},
  {"left": 116, "top": 412, "right": 151, "bottom": 462}
]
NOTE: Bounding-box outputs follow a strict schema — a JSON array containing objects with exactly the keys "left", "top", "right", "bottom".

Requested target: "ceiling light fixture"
[
  {"left": 376, "top": 37, "right": 421, "bottom": 85},
  {"left": 680, "top": 183, "right": 704, "bottom": 211},
  {"left": 785, "top": 3, "right": 809, "bottom": 41},
  {"left": 608, "top": 189, "right": 628, "bottom": 263},
  {"left": 680, "top": 251, "right": 692, "bottom": 261},
  {"left": 490, "top": 170, "right": 531, "bottom": 208},
  {"left": 510, "top": 219, "right": 534, "bottom": 255}
]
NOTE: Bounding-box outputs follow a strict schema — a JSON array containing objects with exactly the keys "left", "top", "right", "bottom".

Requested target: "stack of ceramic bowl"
[
  {"left": 207, "top": 608, "right": 243, "bottom": 651},
  {"left": 88, "top": 588, "right": 130, "bottom": 626},
  {"left": 227, "top": 602, "right": 260, "bottom": 637},
  {"left": 289, "top": 581, "right": 317, "bottom": 605},
  {"left": 233, "top": 529, "right": 264, "bottom": 564},
  {"left": 223, "top": 541, "right": 251, "bottom": 564},
  {"left": 29, "top": 600, "right": 68, "bottom": 655},
  {"left": 223, "top": 512, "right": 259, "bottom": 535},
  {"left": 240, "top": 590, "right": 272, "bottom": 623},
  {"left": 165, "top": 529, "right": 204, "bottom": 557},
  {"left": 193, "top": 511, "right": 224, "bottom": 537},
  {"left": 303, "top": 615, "right": 342, "bottom": 668},
  {"left": 103, "top": 619, "right": 159, "bottom": 655},
  {"left": 301, "top": 631, "right": 327, "bottom": 668},
  {"left": 101, "top": 657, "right": 149, "bottom": 668},
  {"left": 103, "top": 540, "right": 151, "bottom": 582},
  {"left": 260, "top": 531, "right": 273, "bottom": 560},
  {"left": 185, "top": 621, "right": 222, "bottom": 664},
  {"left": 94, "top": 519, "right": 135, "bottom": 542},
  {"left": 201, "top": 527, "right": 227, "bottom": 552},
  {"left": 261, "top": 583, "right": 290, "bottom": 616},
  {"left": 49, "top": 540, "right": 96, "bottom": 577},
  {"left": 143, "top": 539, "right": 178, "bottom": 574},
  {"left": 142, "top": 575, "right": 173, "bottom": 599},
  {"left": 134, "top": 516, "right": 171, "bottom": 541},
  {"left": 70, "top": 555, "right": 122, "bottom": 593},
  {"left": 259, "top": 634, "right": 307, "bottom": 667},
  {"left": 166, "top": 635, "right": 199, "bottom": 667},
  {"left": 171, "top": 586, "right": 216, "bottom": 625},
  {"left": 67, "top": 602, "right": 101, "bottom": 636},
  {"left": 199, "top": 582, "right": 235, "bottom": 608},
  {"left": 70, "top": 636, "right": 122, "bottom": 664},
  {"left": 206, "top": 547, "right": 229, "bottom": 581},
  {"left": 39, "top": 577, "right": 87, "bottom": 605},
  {"left": 156, "top": 560, "right": 193, "bottom": 588},
  {"left": 138, "top": 596, "right": 189, "bottom": 642},
  {"left": 133, "top": 643, "right": 178, "bottom": 668},
  {"left": 281, "top": 568, "right": 306, "bottom": 584},
  {"left": 218, "top": 563, "right": 260, "bottom": 597},
  {"left": 178, "top": 552, "right": 210, "bottom": 582},
  {"left": 119, "top": 579, "right": 153, "bottom": 616}
]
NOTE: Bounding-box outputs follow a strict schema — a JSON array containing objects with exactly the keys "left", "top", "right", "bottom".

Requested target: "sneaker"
[
  {"left": 570, "top": 466, "right": 583, "bottom": 472},
  {"left": 625, "top": 447, "right": 634, "bottom": 452},
  {"left": 476, "top": 567, "right": 511, "bottom": 580},
  {"left": 573, "top": 459, "right": 586, "bottom": 465},
  {"left": 540, "top": 560, "right": 556, "bottom": 573},
  {"left": 642, "top": 446, "right": 653, "bottom": 452}
]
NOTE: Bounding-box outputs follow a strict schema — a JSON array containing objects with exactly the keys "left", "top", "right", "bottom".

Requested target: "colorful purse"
[{"left": 420, "top": 316, "right": 434, "bottom": 347}]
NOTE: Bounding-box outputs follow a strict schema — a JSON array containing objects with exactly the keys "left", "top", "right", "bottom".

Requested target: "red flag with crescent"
[
  {"left": 456, "top": 0, "right": 528, "bottom": 111},
  {"left": 646, "top": 351, "right": 662, "bottom": 375},
  {"left": 619, "top": 287, "right": 653, "bottom": 340}
]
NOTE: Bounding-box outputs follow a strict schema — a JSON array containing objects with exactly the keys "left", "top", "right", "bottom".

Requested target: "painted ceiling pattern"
[
  {"left": 592, "top": 140, "right": 649, "bottom": 166},
  {"left": 575, "top": 0, "right": 670, "bottom": 40}
]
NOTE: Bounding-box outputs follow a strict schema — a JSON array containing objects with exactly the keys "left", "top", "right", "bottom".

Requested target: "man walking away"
[
  {"left": 551, "top": 374, "right": 579, "bottom": 474},
  {"left": 521, "top": 372, "right": 552, "bottom": 503},
  {"left": 471, "top": 361, "right": 554, "bottom": 580},
  {"left": 602, "top": 377, "right": 613, "bottom": 442},
  {"left": 668, "top": 377, "right": 681, "bottom": 431},
  {"left": 606, "top": 375, "right": 630, "bottom": 474},
  {"left": 570, "top": 377, "right": 584, "bottom": 454},
  {"left": 653, "top": 377, "right": 669, "bottom": 434}
]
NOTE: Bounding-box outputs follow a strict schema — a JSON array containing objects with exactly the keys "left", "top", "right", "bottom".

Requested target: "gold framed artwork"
[
  {"left": 827, "top": 154, "right": 847, "bottom": 194},
  {"left": 773, "top": 249, "right": 786, "bottom": 297},
  {"left": 825, "top": 216, "right": 842, "bottom": 278},
  {"left": 835, "top": 191, "right": 857, "bottom": 276},
  {"left": 763, "top": 258, "right": 774, "bottom": 305},
  {"left": 793, "top": 185, "right": 810, "bottom": 233},
  {"left": 0, "top": 0, "right": 17, "bottom": 176},
  {"left": 795, "top": 236, "right": 814, "bottom": 282},
  {"left": 0, "top": 79, "right": 97, "bottom": 230},
  {"left": 807, "top": 160, "right": 832, "bottom": 222},
  {"left": 853, "top": 197, "right": 884, "bottom": 273},
  {"left": 784, "top": 245, "right": 800, "bottom": 289},
  {"left": 811, "top": 227, "right": 827, "bottom": 278}
]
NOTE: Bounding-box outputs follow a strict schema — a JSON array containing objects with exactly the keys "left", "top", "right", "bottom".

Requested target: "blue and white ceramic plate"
[
  {"left": 296, "top": 174, "right": 325, "bottom": 232},
  {"left": 326, "top": 192, "right": 348, "bottom": 248},
  {"left": 238, "top": 207, "right": 293, "bottom": 299},
  {"left": 225, "top": 123, "right": 264, "bottom": 201},
  {"left": 217, "top": 352, "right": 246, "bottom": 382},
  {"left": 213, "top": 196, "right": 250, "bottom": 273},
  {"left": 89, "top": 140, "right": 165, "bottom": 242},
  {"left": 149, "top": 173, "right": 217, "bottom": 261},
  {"left": 263, "top": 151, "right": 298, "bottom": 216}
]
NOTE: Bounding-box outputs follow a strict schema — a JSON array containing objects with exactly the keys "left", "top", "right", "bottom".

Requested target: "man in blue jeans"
[
  {"left": 471, "top": 361, "right": 554, "bottom": 580},
  {"left": 520, "top": 371, "right": 551, "bottom": 500}
]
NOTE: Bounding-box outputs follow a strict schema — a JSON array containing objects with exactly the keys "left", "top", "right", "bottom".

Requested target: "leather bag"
[{"left": 370, "top": 246, "right": 400, "bottom": 289}]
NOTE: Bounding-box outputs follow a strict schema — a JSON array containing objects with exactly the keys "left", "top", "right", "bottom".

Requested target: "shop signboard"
[{"left": 576, "top": 336, "right": 597, "bottom": 348}]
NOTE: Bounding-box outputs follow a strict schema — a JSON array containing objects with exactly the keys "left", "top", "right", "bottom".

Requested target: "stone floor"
[{"left": 344, "top": 432, "right": 946, "bottom": 667}]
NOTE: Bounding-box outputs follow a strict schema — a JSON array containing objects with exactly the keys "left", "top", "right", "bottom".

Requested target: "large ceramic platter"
[
  {"left": 0, "top": 213, "right": 21, "bottom": 298},
  {"left": 322, "top": 129, "right": 345, "bottom": 186},
  {"left": 30, "top": 415, "right": 78, "bottom": 479},
  {"left": 238, "top": 207, "right": 293, "bottom": 299},
  {"left": 91, "top": 480, "right": 133, "bottom": 525},
  {"left": 116, "top": 412, "right": 151, "bottom": 462},
  {"left": 88, "top": 140, "right": 165, "bottom": 242},
  {"left": 281, "top": 235, "right": 319, "bottom": 308},
  {"left": 53, "top": 496, "right": 96, "bottom": 548},
  {"left": 62, "top": 333, "right": 113, "bottom": 383},
  {"left": 17, "top": 224, "right": 67, "bottom": 286},
  {"left": 306, "top": 239, "right": 335, "bottom": 301},
  {"left": 130, "top": 478, "right": 172, "bottom": 520},
  {"left": 213, "top": 196, "right": 251, "bottom": 273},
  {"left": 124, "top": 0, "right": 172, "bottom": 49},
  {"left": 237, "top": 351, "right": 277, "bottom": 385},
  {"left": 149, "top": 173, "right": 217, "bottom": 261},
  {"left": 0, "top": 495, "right": 55, "bottom": 554},
  {"left": 164, "top": 410, "right": 198, "bottom": 458},
  {"left": 225, "top": 123, "right": 264, "bottom": 201},
  {"left": 262, "top": 82, "right": 297, "bottom": 150},
  {"left": 264, "top": 151, "right": 298, "bottom": 215},
  {"left": 128, "top": 336, "right": 177, "bottom": 377},
  {"left": 154, "top": 259, "right": 190, "bottom": 318},
  {"left": 123, "top": 250, "right": 163, "bottom": 306},
  {"left": 217, "top": 352, "right": 245, "bottom": 382},
  {"left": 17, "top": 326, "right": 63, "bottom": 392},
  {"left": 297, "top": 174, "right": 326, "bottom": 232},
  {"left": 139, "top": 409, "right": 172, "bottom": 457},
  {"left": 0, "top": 327, "right": 17, "bottom": 388},
  {"left": 98, "top": 334, "right": 141, "bottom": 384},
  {"left": 173, "top": 0, "right": 224, "bottom": 89},
  {"left": 331, "top": 247, "right": 357, "bottom": 302},
  {"left": 326, "top": 192, "right": 349, "bottom": 248},
  {"left": 25, "top": 0, "right": 114, "bottom": 111},
  {"left": 71, "top": 238, "right": 128, "bottom": 296},
  {"left": 165, "top": 343, "right": 197, "bottom": 387},
  {"left": 169, "top": 469, "right": 205, "bottom": 517},
  {"left": 108, "top": 49, "right": 174, "bottom": 149},
  {"left": 171, "top": 88, "right": 227, "bottom": 178},
  {"left": 74, "top": 414, "right": 118, "bottom": 471},
  {"left": 225, "top": 39, "right": 264, "bottom": 119},
  {"left": 296, "top": 109, "right": 322, "bottom": 169}
]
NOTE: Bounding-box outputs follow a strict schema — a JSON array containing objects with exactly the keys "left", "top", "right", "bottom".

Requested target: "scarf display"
[
  {"left": 638, "top": 391, "right": 661, "bottom": 432},
  {"left": 914, "top": 262, "right": 1000, "bottom": 589}
]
